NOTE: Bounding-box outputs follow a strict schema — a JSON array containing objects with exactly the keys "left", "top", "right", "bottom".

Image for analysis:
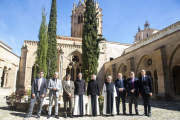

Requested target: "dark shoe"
[
  {"left": 111, "top": 114, "right": 114, "bottom": 116},
  {"left": 55, "top": 115, "right": 59, "bottom": 119},
  {"left": 70, "top": 114, "right": 73, "bottom": 118},
  {"left": 148, "top": 113, "right": 151, "bottom": 117},
  {"left": 123, "top": 112, "right": 127, "bottom": 115},
  {"left": 142, "top": 113, "right": 148, "bottom": 116},
  {"left": 64, "top": 114, "right": 67, "bottom": 118},
  {"left": 37, "top": 116, "right": 40, "bottom": 118},
  {"left": 47, "top": 115, "right": 50, "bottom": 119}
]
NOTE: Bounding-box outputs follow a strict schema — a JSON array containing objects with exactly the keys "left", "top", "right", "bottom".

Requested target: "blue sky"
[{"left": 0, "top": 0, "right": 180, "bottom": 56}]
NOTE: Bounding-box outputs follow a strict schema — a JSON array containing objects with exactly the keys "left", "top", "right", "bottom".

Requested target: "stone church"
[{"left": 0, "top": 0, "right": 180, "bottom": 101}]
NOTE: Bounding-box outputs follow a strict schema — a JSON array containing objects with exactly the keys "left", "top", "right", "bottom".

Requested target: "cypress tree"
[
  {"left": 34, "top": 7, "right": 48, "bottom": 78},
  {"left": 47, "top": 0, "right": 57, "bottom": 79},
  {"left": 82, "top": 0, "right": 100, "bottom": 82}
]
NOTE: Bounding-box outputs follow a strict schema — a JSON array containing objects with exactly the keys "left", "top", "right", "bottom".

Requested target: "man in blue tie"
[
  {"left": 139, "top": 69, "right": 153, "bottom": 117},
  {"left": 115, "top": 73, "right": 126, "bottom": 115},
  {"left": 126, "top": 71, "right": 139, "bottom": 115}
]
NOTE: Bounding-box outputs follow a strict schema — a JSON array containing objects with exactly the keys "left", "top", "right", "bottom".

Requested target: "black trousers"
[
  {"left": 116, "top": 93, "right": 126, "bottom": 114},
  {"left": 79, "top": 95, "right": 84, "bottom": 116},
  {"left": 106, "top": 91, "right": 114, "bottom": 114},
  {"left": 142, "top": 92, "right": 151, "bottom": 114},
  {"left": 91, "top": 95, "right": 97, "bottom": 116},
  {"left": 129, "top": 95, "right": 138, "bottom": 114}
]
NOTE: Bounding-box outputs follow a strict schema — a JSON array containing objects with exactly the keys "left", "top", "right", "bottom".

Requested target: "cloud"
[
  {"left": 1, "top": 19, "right": 8, "bottom": 30},
  {"left": 10, "top": 36, "right": 20, "bottom": 56}
]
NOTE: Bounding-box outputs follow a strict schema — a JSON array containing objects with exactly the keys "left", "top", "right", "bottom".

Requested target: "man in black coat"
[
  {"left": 24, "top": 70, "right": 47, "bottom": 119},
  {"left": 139, "top": 69, "right": 153, "bottom": 117},
  {"left": 115, "top": 73, "right": 126, "bottom": 115},
  {"left": 126, "top": 71, "right": 139, "bottom": 115},
  {"left": 73, "top": 73, "right": 86, "bottom": 116}
]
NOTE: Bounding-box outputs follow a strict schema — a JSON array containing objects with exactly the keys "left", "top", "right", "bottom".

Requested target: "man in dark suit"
[
  {"left": 126, "top": 71, "right": 139, "bottom": 115},
  {"left": 24, "top": 70, "right": 47, "bottom": 119},
  {"left": 115, "top": 73, "right": 126, "bottom": 115},
  {"left": 139, "top": 69, "right": 153, "bottom": 117}
]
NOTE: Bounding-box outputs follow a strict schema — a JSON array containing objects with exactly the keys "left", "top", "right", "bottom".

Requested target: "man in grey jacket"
[
  {"left": 47, "top": 72, "right": 62, "bottom": 119},
  {"left": 24, "top": 70, "right": 47, "bottom": 119}
]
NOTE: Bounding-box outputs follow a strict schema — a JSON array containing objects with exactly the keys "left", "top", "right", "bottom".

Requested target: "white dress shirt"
[
  {"left": 38, "top": 77, "right": 43, "bottom": 91},
  {"left": 67, "top": 80, "right": 70, "bottom": 86}
]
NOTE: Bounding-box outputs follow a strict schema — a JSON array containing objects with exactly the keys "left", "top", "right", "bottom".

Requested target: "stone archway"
[{"left": 172, "top": 66, "right": 180, "bottom": 95}]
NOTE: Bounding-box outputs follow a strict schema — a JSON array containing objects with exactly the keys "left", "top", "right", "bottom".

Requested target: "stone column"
[
  {"left": 3, "top": 72, "right": 7, "bottom": 87},
  {"left": 154, "top": 48, "right": 166, "bottom": 96},
  {"left": 18, "top": 45, "right": 28, "bottom": 90},
  {"left": 74, "top": 67, "right": 76, "bottom": 81}
]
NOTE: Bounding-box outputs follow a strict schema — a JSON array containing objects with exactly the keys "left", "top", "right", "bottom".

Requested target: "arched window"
[
  {"left": 139, "top": 37, "right": 140, "bottom": 40},
  {"left": 147, "top": 34, "right": 148, "bottom": 37},
  {"left": 78, "top": 14, "right": 83, "bottom": 24}
]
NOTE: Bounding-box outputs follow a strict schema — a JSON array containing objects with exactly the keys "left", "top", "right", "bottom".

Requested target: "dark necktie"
[{"left": 132, "top": 78, "right": 134, "bottom": 89}]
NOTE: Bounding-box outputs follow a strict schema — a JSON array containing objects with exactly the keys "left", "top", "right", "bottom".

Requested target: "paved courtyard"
[{"left": 0, "top": 95, "right": 180, "bottom": 120}]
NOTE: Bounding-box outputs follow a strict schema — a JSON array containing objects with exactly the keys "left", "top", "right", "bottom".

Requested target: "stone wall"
[{"left": 104, "top": 21, "right": 180, "bottom": 100}]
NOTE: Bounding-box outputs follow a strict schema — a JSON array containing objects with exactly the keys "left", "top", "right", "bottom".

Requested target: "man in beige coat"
[{"left": 62, "top": 74, "right": 74, "bottom": 118}]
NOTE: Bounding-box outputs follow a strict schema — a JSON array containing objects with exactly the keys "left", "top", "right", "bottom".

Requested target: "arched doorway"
[
  {"left": 172, "top": 66, "right": 180, "bottom": 95},
  {"left": 154, "top": 70, "right": 158, "bottom": 94}
]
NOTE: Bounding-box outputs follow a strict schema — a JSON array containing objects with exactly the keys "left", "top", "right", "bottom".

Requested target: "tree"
[
  {"left": 82, "top": 0, "right": 101, "bottom": 82},
  {"left": 34, "top": 7, "right": 48, "bottom": 78},
  {"left": 46, "top": 0, "right": 57, "bottom": 79}
]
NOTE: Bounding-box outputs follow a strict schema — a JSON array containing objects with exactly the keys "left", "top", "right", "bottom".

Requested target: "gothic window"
[
  {"left": 147, "top": 34, "right": 148, "bottom": 37},
  {"left": 147, "top": 58, "right": 152, "bottom": 66},
  {"left": 139, "top": 37, "right": 140, "bottom": 40},
  {"left": 78, "top": 15, "right": 80, "bottom": 24},
  {"left": 72, "top": 55, "right": 79, "bottom": 63}
]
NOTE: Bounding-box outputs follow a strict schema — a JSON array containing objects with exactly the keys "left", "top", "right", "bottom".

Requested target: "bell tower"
[{"left": 71, "top": 0, "right": 103, "bottom": 38}]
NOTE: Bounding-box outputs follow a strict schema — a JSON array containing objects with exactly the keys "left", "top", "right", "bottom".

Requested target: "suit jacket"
[
  {"left": 115, "top": 78, "right": 126, "bottom": 95},
  {"left": 126, "top": 78, "right": 139, "bottom": 96},
  {"left": 74, "top": 79, "right": 86, "bottom": 95},
  {"left": 139, "top": 75, "right": 153, "bottom": 94},
  {"left": 31, "top": 77, "right": 47, "bottom": 97},
  {"left": 48, "top": 78, "right": 62, "bottom": 97},
  {"left": 62, "top": 80, "right": 74, "bottom": 100}
]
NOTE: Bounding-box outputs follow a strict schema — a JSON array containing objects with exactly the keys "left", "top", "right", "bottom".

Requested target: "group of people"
[{"left": 24, "top": 69, "right": 153, "bottom": 119}]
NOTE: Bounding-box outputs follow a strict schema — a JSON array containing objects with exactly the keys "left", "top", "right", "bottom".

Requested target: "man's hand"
[
  {"left": 32, "top": 94, "right": 35, "bottom": 98},
  {"left": 131, "top": 90, "right": 134, "bottom": 93},
  {"left": 53, "top": 87, "right": 57, "bottom": 91},
  {"left": 149, "top": 93, "right": 152, "bottom": 96},
  {"left": 119, "top": 88, "right": 123, "bottom": 92},
  {"left": 68, "top": 93, "right": 71, "bottom": 98},
  {"left": 98, "top": 96, "right": 99, "bottom": 99},
  {"left": 41, "top": 94, "right": 45, "bottom": 98},
  {"left": 139, "top": 93, "right": 141, "bottom": 96}
]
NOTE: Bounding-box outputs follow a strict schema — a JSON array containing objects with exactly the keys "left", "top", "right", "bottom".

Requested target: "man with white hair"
[
  {"left": 87, "top": 75, "right": 100, "bottom": 117},
  {"left": 102, "top": 76, "right": 117, "bottom": 116},
  {"left": 73, "top": 73, "right": 86, "bottom": 117},
  {"left": 47, "top": 72, "right": 62, "bottom": 119}
]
